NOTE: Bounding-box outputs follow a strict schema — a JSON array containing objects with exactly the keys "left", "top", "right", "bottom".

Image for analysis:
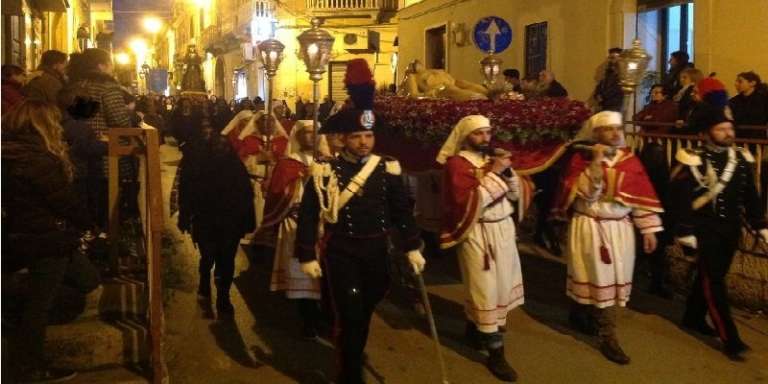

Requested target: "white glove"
[
  {"left": 407, "top": 250, "right": 426, "bottom": 274},
  {"left": 676, "top": 235, "right": 697, "bottom": 249},
  {"left": 300, "top": 260, "right": 323, "bottom": 278},
  {"left": 759, "top": 229, "right": 768, "bottom": 244}
]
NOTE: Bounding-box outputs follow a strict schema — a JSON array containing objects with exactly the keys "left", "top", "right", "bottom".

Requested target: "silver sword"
[{"left": 415, "top": 272, "right": 450, "bottom": 384}]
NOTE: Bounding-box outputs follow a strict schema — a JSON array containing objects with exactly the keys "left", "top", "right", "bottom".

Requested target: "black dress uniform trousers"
[
  {"left": 684, "top": 223, "right": 743, "bottom": 348},
  {"left": 322, "top": 234, "right": 390, "bottom": 384}
]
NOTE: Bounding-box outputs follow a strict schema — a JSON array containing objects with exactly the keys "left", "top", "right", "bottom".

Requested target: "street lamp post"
[
  {"left": 297, "top": 18, "right": 335, "bottom": 156},
  {"left": 257, "top": 38, "right": 285, "bottom": 136}
]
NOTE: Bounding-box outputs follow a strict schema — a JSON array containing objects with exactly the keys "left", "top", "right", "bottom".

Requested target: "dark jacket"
[
  {"left": 61, "top": 113, "right": 108, "bottom": 180},
  {"left": 170, "top": 109, "right": 203, "bottom": 146},
  {"left": 593, "top": 65, "right": 624, "bottom": 112},
  {"left": 544, "top": 80, "right": 568, "bottom": 98},
  {"left": 177, "top": 135, "right": 255, "bottom": 243},
  {"left": 729, "top": 90, "right": 768, "bottom": 138},
  {"left": 676, "top": 85, "right": 697, "bottom": 122},
  {"left": 2, "top": 79, "right": 24, "bottom": 113},
  {"left": 23, "top": 68, "right": 66, "bottom": 104},
  {"left": 2, "top": 127, "right": 90, "bottom": 269}
]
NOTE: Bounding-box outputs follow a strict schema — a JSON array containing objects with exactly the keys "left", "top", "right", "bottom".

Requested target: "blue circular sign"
[{"left": 473, "top": 16, "right": 512, "bottom": 54}]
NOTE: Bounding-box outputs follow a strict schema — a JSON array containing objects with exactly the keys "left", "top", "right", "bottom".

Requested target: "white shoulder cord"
[
  {"left": 313, "top": 164, "right": 341, "bottom": 224},
  {"left": 691, "top": 147, "right": 737, "bottom": 210}
]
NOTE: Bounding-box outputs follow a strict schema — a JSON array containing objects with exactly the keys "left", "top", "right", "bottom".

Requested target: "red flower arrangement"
[
  {"left": 374, "top": 95, "right": 592, "bottom": 172},
  {"left": 375, "top": 95, "right": 591, "bottom": 145}
]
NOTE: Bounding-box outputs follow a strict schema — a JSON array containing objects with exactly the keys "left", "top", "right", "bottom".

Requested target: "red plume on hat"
[
  {"left": 344, "top": 58, "right": 376, "bottom": 110},
  {"left": 697, "top": 77, "right": 728, "bottom": 108}
]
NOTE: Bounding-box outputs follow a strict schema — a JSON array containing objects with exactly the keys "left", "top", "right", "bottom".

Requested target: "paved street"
[{"left": 160, "top": 144, "right": 768, "bottom": 384}]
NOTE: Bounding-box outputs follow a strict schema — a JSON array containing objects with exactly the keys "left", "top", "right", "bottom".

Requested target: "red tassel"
[{"left": 600, "top": 245, "right": 612, "bottom": 264}]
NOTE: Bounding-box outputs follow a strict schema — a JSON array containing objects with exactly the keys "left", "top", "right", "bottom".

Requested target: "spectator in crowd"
[
  {"left": 663, "top": 50, "right": 693, "bottom": 95},
  {"left": 520, "top": 74, "right": 539, "bottom": 100},
  {"left": 210, "top": 98, "right": 233, "bottom": 133},
  {"left": 170, "top": 97, "right": 203, "bottom": 147},
  {"left": 674, "top": 67, "right": 704, "bottom": 128},
  {"left": 295, "top": 95, "right": 306, "bottom": 120},
  {"left": 65, "top": 52, "right": 88, "bottom": 84},
  {"left": 590, "top": 47, "right": 624, "bottom": 112},
  {"left": 503, "top": 68, "right": 522, "bottom": 92},
  {"left": 2, "top": 100, "right": 100, "bottom": 383},
  {"left": 138, "top": 96, "right": 167, "bottom": 142},
  {"left": 178, "top": 122, "right": 255, "bottom": 316},
  {"left": 124, "top": 92, "right": 141, "bottom": 127},
  {"left": 23, "top": 50, "right": 68, "bottom": 104},
  {"left": 228, "top": 99, "right": 237, "bottom": 112},
  {"left": 57, "top": 86, "right": 107, "bottom": 225},
  {"left": 729, "top": 71, "right": 768, "bottom": 137},
  {"left": 273, "top": 99, "right": 292, "bottom": 119},
  {"left": 2, "top": 64, "right": 26, "bottom": 113},
  {"left": 538, "top": 70, "right": 568, "bottom": 97},
  {"left": 74, "top": 48, "right": 133, "bottom": 229},
  {"left": 318, "top": 95, "right": 334, "bottom": 123},
  {"left": 253, "top": 96, "right": 265, "bottom": 112},
  {"left": 236, "top": 98, "right": 255, "bottom": 114},
  {"left": 635, "top": 84, "right": 678, "bottom": 133}
]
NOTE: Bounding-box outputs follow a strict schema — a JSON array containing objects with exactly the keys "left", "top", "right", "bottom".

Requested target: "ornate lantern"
[
  {"left": 257, "top": 38, "right": 285, "bottom": 135},
  {"left": 297, "top": 18, "right": 335, "bottom": 155},
  {"left": 480, "top": 53, "right": 503, "bottom": 87},
  {"left": 617, "top": 38, "right": 651, "bottom": 94}
]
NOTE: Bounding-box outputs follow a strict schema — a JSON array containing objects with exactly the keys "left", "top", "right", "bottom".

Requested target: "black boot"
[
  {"left": 569, "top": 304, "right": 598, "bottom": 336},
  {"left": 486, "top": 346, "right": 517, "bottom": 382},
  {"left": 215, "top": 277, "right": 234, "bottom": 317},
  {"left": 465, "top": 321, "right": 482, "bottom": 350},
  {"left": 681, "top": 318, "right": 717, "bottom": 337},
  {"left": 598, "top": 335, "right": 631, "bottom": 365},
  {"left": 297, "top": 299, "right": 320, "bottom": 340},
  {"left": 197, "top": 273, "right": 211, "bottom": 299}
]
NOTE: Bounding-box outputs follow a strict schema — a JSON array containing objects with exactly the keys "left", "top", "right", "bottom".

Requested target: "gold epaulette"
[
  {"left": 736, "top": 146, "right": 755, "bottom": 163},
  {"left": 675, "top": 148, "right": 702, "bottom": 166},
  {"left": 384, "top": 158, "right": 402, "bottom": 176}
]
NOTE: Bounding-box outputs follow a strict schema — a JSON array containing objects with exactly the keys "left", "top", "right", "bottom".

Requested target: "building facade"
[
  {"left": 2, "top": 0, "right": 98, "bottom": 70},
  {"left": 397, "top": 0, "right": 768, "bottom": 103},
  {"left": 165, "top": 0, "right": 402, "bottom": 107}
]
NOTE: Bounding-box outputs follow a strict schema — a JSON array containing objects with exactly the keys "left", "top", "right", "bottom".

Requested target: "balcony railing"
[
  {"left": 305, "top": 0, "right": 399, "bottom": 10},
  {"left": 200, "top": 24, "right": 221, "bottom": 49}
]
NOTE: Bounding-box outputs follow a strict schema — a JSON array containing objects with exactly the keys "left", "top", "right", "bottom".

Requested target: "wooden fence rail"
[{"left": 108, "top": 127, "right": 167, "bottom": 384}]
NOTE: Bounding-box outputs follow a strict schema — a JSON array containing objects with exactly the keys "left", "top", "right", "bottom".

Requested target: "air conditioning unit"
[
  {"left": 342, "top": 30, "right": 380, "bottom": 53},
  {"left": 242, "top": 43, "right": 256, "bottom": 62}
]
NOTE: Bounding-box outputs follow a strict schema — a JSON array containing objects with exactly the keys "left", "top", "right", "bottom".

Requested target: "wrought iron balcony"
[{"left": 305, "top": 0, "right": 399, "bottom": 11}]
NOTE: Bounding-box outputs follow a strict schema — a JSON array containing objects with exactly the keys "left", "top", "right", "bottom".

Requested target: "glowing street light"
[
  {"left": 115, "top": 52, "right": 131, "bottom": 65},
  {"left": 142, "top": 16, "right": 163, "bottom": 34},
  {"left": 192, "top": 0, "right": 210, "bottom": 8},
  {"left": 129, "top": 38, "right": 149, "bottom": 56}
]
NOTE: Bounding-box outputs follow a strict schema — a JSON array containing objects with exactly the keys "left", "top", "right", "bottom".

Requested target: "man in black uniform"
[
  {"left": 295, "top": 59, "right": 426, "bottom": 384},
  {"left": 670, "top": 104, "right": 768, "bottom": 361}
]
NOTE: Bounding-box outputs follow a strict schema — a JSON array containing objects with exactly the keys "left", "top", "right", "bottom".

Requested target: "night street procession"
[{"left": 2, "top": 0, "right": 768, "bottom": 383}]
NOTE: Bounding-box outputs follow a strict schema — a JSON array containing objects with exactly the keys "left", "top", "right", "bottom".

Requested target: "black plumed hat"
[
  {"left": 688, "top": 103, "right": 732, "bottom": 134},
  {"left": 320, "top": 58, "right": 379, "bottom": 134}
]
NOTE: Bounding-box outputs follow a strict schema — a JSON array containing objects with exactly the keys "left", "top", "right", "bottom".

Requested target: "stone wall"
[{"left": 667, "top": 230, "right": 768, "bottom": 311}]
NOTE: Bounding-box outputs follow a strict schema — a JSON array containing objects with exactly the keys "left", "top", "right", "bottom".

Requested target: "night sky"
[{"left": 113, "top": 0, "right": 171, "bottom": 50}]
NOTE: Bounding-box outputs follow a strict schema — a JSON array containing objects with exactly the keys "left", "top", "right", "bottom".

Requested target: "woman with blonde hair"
[
  {"left": 3, "top": 100, "right": 98, "bottom": 383},
  {"left": 675, "top": 67, "right": 704, "bottom": 125}
]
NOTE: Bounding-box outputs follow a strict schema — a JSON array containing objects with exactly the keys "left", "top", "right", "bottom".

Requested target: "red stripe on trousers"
[{"left": 700, "top": 265, "right": 728, "bottom": 342}]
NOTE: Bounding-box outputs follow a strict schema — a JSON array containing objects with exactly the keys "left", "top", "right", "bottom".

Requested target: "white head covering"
[
  {"left": 574, "top": 110, "right": 623, "bottom": 142},
  {"left": 236, "top": 110, "right": 288, "bottom": 140},
  {"left": 287, "top": 120, "right": 331, "bottom": 156},
  {"left": 436, "top": 115, "right": 492, "bottom": 164},
  {"left": 221, "top": 109, "right": 254, "bottom": 136}
]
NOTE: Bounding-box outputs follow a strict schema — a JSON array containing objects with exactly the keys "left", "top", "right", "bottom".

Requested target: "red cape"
[
  {"left": 439, "top": 155, "right": 535, "bottom": 249},
  {"left": 552, "top": 148, "right": 663, "bottom": 218},
  {"left": 260, "top": 157, "right": 307, "bottom": 229},
  {"left": 237, "top": 135, "right": 288, "bottom": 162}
]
